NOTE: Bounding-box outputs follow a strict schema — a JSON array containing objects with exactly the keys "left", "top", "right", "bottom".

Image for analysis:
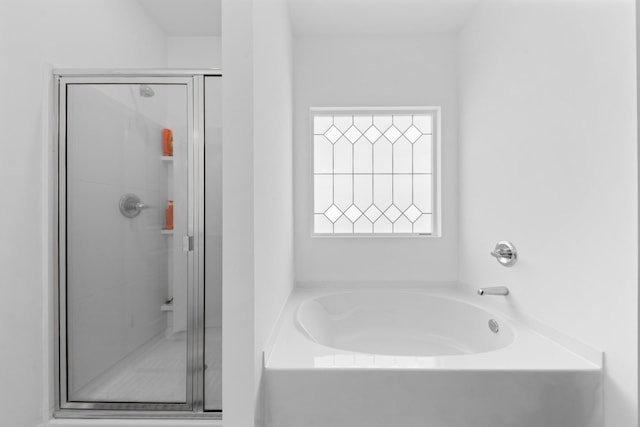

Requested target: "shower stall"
[{"left": 54, "top": 70, "right": 222, "bottom": 417}]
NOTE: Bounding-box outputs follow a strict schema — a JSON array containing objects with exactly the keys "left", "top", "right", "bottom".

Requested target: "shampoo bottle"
[
  {"left": 163, "top": 128, "right": 174, "bottom": 157},
  {"left": 166, "top": 200, "right": 174, "bottom": 230}
]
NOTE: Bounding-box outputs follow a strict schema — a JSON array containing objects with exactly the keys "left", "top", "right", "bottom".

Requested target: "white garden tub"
[
  {"left": 296, "top": 291, "right": 514, "bottom": 357},
  {"left": 264, "top": 287, "right": 603, "bottom": 427}
]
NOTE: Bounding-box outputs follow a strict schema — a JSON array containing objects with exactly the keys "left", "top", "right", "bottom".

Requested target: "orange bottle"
[
  {"left": 163, "top": 128, "right": 173, "bottom": 157},
  {"left": 166, "top": 200, "right": 174, "bottom": 230}
]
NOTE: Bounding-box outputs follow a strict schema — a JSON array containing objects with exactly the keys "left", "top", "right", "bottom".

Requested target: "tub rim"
[
  {"left": 294, "top": 290, "right": 519, "bottom": 357},
  {"left": 264, "top": 285, "right": 603, "bottom": 371}
]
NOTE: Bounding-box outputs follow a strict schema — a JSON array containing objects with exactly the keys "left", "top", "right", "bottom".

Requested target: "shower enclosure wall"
[{"left": 54, "top": 71, "right": 222, "bottom": 417}]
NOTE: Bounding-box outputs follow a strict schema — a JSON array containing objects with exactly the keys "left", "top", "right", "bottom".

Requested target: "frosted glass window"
[{"left": 312, "top": 109, "right": 438, "bottom": 235}]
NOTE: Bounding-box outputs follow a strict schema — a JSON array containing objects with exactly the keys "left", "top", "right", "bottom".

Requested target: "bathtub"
[
  {"left": 296, "top": 291, "right": 515, "bottom": 358},
  {"left": 264, "top": 287, "right": 603, "bottom": 427}
]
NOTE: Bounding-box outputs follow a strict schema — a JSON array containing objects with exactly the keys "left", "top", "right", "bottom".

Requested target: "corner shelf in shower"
[
  {"left": 161, "top": 156, "right": 173, "bottom": 162},
  {"left": 160, "top": 302, "right": 174, "bottom": 312},
  {"left": 161, "top": 229, "right": 174, "bottom": 235}
]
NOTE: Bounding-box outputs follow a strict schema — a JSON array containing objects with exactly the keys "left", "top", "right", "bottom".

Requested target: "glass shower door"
[{"left": 59, "top": 78, "right": 194, "bottom": 408}]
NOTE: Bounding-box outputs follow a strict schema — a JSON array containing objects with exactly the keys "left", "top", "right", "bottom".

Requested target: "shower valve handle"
[
  {"left": 490, "top": 241, "right": 518, "bottom": 267},
  {"left": 490, "top": 248, "right": 512, "bottom": 258},
  {"left": 119, "top": 194, "right": 150, "bottom": 218}
]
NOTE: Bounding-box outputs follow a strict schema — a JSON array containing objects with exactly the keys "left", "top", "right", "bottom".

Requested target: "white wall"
[
  {"left": 293, "top": 36, "right": 458, "bottom": 283},
  {"left": 458, "top": 1, "right": 638, "bottom": 426},
  {"left": 167, "top": 36, "right": 222, "bottom": 69},
  {"left": 221, "top": 0, "right": 294, "bottom": 424},
  {"left": 253, "top": 0, "right": 294, "bottom": 423},
  {"left": 0, "top": 0, "right": 167, "bottom": 425},
  {"left": 221, "top": 0, "right": 256, "bottom": 425}
]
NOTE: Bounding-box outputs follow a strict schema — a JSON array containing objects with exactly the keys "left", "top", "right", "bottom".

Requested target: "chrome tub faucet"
[{"left": 477, "top": 286, "right": 509, "bottom": 296}]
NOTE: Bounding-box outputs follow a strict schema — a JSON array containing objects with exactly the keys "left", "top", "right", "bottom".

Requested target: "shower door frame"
[{"left": 53, "top": 70, "right": 217, "bottom": 418}]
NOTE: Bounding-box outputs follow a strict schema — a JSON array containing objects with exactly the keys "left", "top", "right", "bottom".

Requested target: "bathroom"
[{"left": 0, "top": 0, "right": 637, "bottom": 426}]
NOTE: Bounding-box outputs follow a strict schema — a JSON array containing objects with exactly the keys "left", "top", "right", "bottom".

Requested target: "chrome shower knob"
[
  {"left": 119, "top": 193, "right": 150, "bottom": 218},
  {"left": 490, "top": 241, "right": 517, "bottom": 267}
]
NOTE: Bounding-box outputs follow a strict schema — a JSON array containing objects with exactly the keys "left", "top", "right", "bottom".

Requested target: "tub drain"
[{"left": 488, "top": 319, "right": 499, "bottom": 333}]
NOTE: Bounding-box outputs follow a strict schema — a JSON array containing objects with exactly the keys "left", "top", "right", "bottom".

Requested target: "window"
[{"left": 312, "top": 108, "right": 439, "bottom": 236}]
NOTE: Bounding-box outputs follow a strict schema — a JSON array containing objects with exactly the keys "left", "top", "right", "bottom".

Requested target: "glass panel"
[
  {"left": 373, "top": 216, "right": 392, "bottom": 233},
  {"left": 384, "top": 205, "right": 402, "bottom": 222},
  {"left": 404, "top": 125, "right": 422, "bottom": 143},
  {"left": 373, "top": 137, "right": 392, "bottom": 174},
  {"left": 414, "top": 213, "right": 433, "bottom": 234},
  {"left": 353, "top": 175, "right": 373, "bottom": 211},
  {"left": 373, "top": 175, "right": 392, "bottom": 211},
  {"left": 392, "top": 136, "right": 412, "bottom": 174},
  {"left": 324, "top": 204, "right": 343, "bottom": 223},
  {"left": 383, "top": 125, "right": 402, "bottom": 143},
  {"left": 334, "top": 175, "right": 353, "bottom": 211},
  {"left": 364, "top": 205, "right": 383, "bottom": 222},
  {"left": 353, "top": 115, "right": 372, "bottom": 133},
  {"left": 314, "top": 175, "right": 333, "bottom": 213},
  {"left": 354, "top": 216, "right": 373, "bottom": 233},
  {"left": 353, "top": 137, "right": 372, "bottom": 174},
  {"left": 313, "top": 115, "right": 332, "bottom": 134},
  {"left": 413, "top": 135, "right": 432, "bottom": 174},
  {"left": 344, "top": 204, "right": 363, "bottom": 222},
  {"left": 314, "top": 136, "right": 333, "bottom": 174},
  {"left": 334, "top": 215, "right": 353, "bottom": 233},
  {"left": 333, "top": 115, "right": 352, "bottom": 133},
  {"left": 333, "top": 137, "right": 352, "bottom": 174},
  {"left": 372, "top": 115, "right": 392, "bottom": 132},
  {"left": 392, "top": 115, "right": 412, "bottom": 132},
  {"left": 65, "top": 83, "right": 189, "bottom": 403},
  {"left": 364, "top": 125, "right": 382, "bottom": 143},
  {"left": 393, "top": 215, "right": 412, "bottom": 233},
  {"left": 414, "top": 174, "right": 433, "bottom": 213},
  {"left": 393, "top": 175, "right": 412, "bottom": 211},
  {"left": 344, "top": 125, "right": 362, "bottom": 143},
  {"left": 405, "top": 204, "right": 422, "bottom": 223},
  {"left": 324, "top": 125, "right": 342, "bottom": 144},
  {"left": 314, "top": 214, "right": 333, "bottom": 233},
  {"left": 204, "top": 76, "right": 223, "bottom": 411},
  {"left": 414, "top": 114, "right": 432, "bottom": 134}
]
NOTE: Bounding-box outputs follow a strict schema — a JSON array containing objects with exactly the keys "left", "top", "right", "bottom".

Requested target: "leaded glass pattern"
[{"left": 313, "top": 110, "right": 436, "bottom": 235}]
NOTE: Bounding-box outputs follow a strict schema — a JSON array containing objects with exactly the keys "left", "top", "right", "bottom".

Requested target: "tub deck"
[{"left": 264, "top": 287, "right": 603, "bottom": 427}]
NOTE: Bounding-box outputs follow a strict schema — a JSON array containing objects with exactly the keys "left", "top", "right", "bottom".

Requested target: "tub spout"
[{"left": 477, "top": 286, "right": 509, "bottom": 296}]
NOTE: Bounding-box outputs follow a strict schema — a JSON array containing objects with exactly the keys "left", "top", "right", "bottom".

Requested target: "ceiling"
[
  {"left": 136, "top": 0, "right": 478, "bottom": 38},
  {"left": 286, "top": 0, "right": 480, "bottom": 36},
  {"left": 137, "top": 0, "right": 222, "bottom": 37}
]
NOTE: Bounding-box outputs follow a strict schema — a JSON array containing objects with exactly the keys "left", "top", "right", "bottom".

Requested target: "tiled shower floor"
[{"left": 73, "top": 327, "right": 222, "bottom": 410}]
